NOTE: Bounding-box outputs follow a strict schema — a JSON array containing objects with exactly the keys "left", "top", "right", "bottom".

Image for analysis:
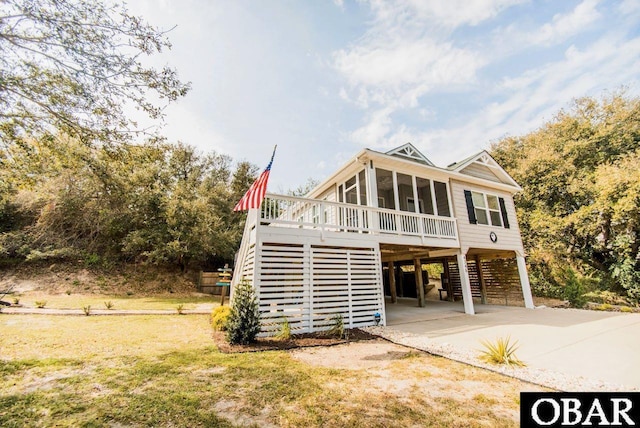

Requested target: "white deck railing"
[{"left": 260, "top": 193, "right": 457, "bottom": 240}]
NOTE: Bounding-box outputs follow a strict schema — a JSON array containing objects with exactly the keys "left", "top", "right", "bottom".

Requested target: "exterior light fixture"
[{"left": 374, "top": 312, "right": 381, "bottom": 325}]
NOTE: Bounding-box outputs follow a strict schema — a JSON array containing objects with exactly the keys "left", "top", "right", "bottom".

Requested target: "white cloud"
[
  {"left": 384, "top": 32, "right": 640, "bottom": 166},
  {"left": 530, "top": 0, "right": 601, "bottom": 46}
]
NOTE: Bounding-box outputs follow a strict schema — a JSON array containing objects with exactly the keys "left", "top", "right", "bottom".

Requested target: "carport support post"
[
  {"left": 456, "top": 252, "right": 475, "bottom": 315},
  {"left": 414, "top": 258, "right": 425, "bottom": 308},
  {"left": 475, "top": 255, "right": 487, "bottom": 305},
  {"left": 388, "top": 261, "right": 397, "bottom": 304},
  {"left": 516, "top": 253, "right": 535, "bottom": 309}
]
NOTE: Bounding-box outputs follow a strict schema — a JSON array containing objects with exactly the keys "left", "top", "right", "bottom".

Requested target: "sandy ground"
[{"left": 291, "top": 338, "right": 545, "bottom": 423}]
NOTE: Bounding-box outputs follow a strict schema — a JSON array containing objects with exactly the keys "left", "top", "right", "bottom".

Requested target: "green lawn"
[{"left": 0, "top": 313, "right": 538, "bottom": 427}]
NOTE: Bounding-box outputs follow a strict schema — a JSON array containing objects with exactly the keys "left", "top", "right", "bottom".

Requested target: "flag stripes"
[{"left": 233, "top": 146, "right": 276, "bottom": 211}]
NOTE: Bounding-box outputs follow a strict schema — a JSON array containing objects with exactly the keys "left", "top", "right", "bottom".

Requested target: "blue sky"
[{"left": 128, "top": 0, "right": 640, "bottom": 192}]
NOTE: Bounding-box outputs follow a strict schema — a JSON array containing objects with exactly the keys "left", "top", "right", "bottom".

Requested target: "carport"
[{"left": 381, "top": 305, "right": 640, "bottom": 390}]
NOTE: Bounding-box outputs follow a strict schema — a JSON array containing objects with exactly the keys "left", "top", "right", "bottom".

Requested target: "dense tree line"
[
  {"left": 0, "top": 136, "right": 257, "bottom": 271},
  {"left": 491, "top": 93, "right": 640, "bottom": 303}
]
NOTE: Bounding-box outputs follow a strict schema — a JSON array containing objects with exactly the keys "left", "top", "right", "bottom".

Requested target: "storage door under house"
[{"left": 255, "top": 242, "right": 385, "bottom": 336}]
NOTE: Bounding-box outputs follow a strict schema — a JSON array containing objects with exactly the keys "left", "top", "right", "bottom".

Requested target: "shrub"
[
  {"left": 226, "top": 280, "right": 261, "bottom": 345},
  {"left": 562, "top": 269, "right": 587, "bottom": 308},
  {"left": 176, "top": 303, "right": 185, "bottom": 315},
  {"left": 104, "top": 301, "right": 114, "bottom": 310},
  {"left": 274, "top": 316, "right": 291, "bottom": 341},
  {"left": 620, "top": 306, "right": 633, "bottom": 313},
  {"left": 583, "top": 290, "right": 629, "bottom": 306},
  {"left": 211, "top": 306, "right": 232, "bottom": 331},
  {"left": 12, "top": 296, "right": 20, "bottom": 305},
  {"left": 83, "top": 305, "right": 91, "bottom": 316},
  {"left": 479, "top": 336, "right": 525, "bottom": 367},
  {"left": 35, "top": 300, "right": 47, "bottom": 308},
  {"left": 595, "top": 303, "right": 612, "bottom": 311},
  {"left": 327, "top": 313, "right": 345, "bottom": 339}
]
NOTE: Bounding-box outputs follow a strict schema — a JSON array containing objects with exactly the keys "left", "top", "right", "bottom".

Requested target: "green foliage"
[
  {"left": 595, "top": 303, "right": 612, "bottom": 311},
  {"left": 620, "top": 306, "right": 633, "bottom": 313},
  {"left": 34, "top": 300, "right": 46, "bottom": 308},
  {"left": 583, "top": 290, "right": 629, "bottom": 306},
  {"left": 562, "top": 269, "right": 587, "bottom": 308},
  {"left": 326, "top": 313, "right": 345, "bottom": 339},
  {"left": 82, "top": 305, "right": 91, "bottom": 316},
  {"left": 176, "top": 304, "right": 185, "bottom": 315},
  {"left": 479, "top": 336, "right": 525, "bottom": 367},
  {"left": 0, "top": 136, "right": 257, "bottom": 271},
  {"left": 0, "top": 0, "right": 189, "bottom": 146},
  {"left": 211, "top": 306, "right": 232, "bottom": 332},
  {"left": 104, "top": 301, "right": 114, "bottom": 310},
  {"left": 491, "top": 92, "right": 640, "bottom": 302},
  {"left": 274, "top": 316, "right": 291, "bottom": 341},
  {"left": 425, "top": 263, "right": 444, "bottom": 279},
  {"left": 226, "top": 280, "right": 261, "bottom": 345}
]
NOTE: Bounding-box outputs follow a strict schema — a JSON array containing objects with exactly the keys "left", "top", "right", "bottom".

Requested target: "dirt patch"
[
  {"left": 291, "top": 340, "right": 416, "bottom": 370},
  {"left": 212, "top": 328, "right": 378, "bottom": 353},
  {"left": 0, "top": 262, "right": 201, "bottom": 296}
]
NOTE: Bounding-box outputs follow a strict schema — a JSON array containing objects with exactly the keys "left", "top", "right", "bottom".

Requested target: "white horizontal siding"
[
  {"left": 459, "top": 163, "right": 502, "bottom": 183},
  {"left": 254, "top": 240, "right": 384, "bottom": 336},
  {"left": 450, "top": 179, "right": 524, "bottom": 254}
]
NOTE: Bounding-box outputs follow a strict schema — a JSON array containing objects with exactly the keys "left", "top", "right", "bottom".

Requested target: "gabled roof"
[
  {"left": 447, "top": 150, "right": 520, "bottom": 189},
  {"left": 385, "top": 143, "right": 434, "bottom": 166}
]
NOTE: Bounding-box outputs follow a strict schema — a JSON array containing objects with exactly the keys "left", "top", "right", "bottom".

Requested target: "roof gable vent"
[{"left": 385, "top": 143, "right": 434, "bottom": 166}]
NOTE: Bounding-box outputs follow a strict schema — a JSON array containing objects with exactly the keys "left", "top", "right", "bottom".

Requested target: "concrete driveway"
[{"left": 384, "top": 298, "right": 640, "bottom": 390}]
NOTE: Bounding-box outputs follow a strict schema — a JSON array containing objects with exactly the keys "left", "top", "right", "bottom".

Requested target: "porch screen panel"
[
  {"left": 375, "top": 168, "right": 395, "bottom": 232},
  {"left": 434, "top": 181, "right": 451, "bottom": 217},
  {"left": 257, "top": 243, "right": 309, "bottom": 335},
  {"left": 375, "top": 169, "right": 395, "bottom": 210},
  {"left": 358, "top": 170, "right": 367, "bottom": 206},
  {"left": 416, "top": 177, "right": 434, "bottom": 215},
  {"left": 396, "top": 173, "right": 414, "bottom": 211}
]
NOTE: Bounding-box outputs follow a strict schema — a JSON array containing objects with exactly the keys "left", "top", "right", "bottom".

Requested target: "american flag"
[{"left": 233, "top": 146, "right": 277, "bottom": 211}]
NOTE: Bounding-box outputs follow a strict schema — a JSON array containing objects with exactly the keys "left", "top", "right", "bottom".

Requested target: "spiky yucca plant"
[{"left": 479, "top": 336, "right": 525, "bottom": 366}]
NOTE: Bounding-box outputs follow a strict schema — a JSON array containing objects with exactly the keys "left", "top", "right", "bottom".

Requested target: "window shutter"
[
  {"left": 498, "top": 197, "right": 510, "bottom": 229},
  {"left": 464, "top": 190, "right": 477, "bottom": 224}
]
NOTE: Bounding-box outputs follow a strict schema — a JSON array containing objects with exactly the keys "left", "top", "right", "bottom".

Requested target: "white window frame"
[{"left": 471, "top": 191, "right": 502, "bottom": 227}]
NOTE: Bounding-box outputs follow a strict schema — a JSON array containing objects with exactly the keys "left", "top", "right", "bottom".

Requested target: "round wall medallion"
[{"left": 489, "top": 232, "right": 498, "bottom": 243}]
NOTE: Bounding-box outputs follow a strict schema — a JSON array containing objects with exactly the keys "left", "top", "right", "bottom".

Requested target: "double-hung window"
[{"left": 464, "top": 190, "right": 510, "bottom": 228}]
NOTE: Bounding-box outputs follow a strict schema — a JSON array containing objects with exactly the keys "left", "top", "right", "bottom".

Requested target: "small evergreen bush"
[
  {"left": 562, "top": 268, "right": 587, "bottom": 308},
  {"left": 226, "top": 280, "right": 261, "bottom": 345},
  {"left": 211, "top": 306, "right": 232, "bottom": 331}
]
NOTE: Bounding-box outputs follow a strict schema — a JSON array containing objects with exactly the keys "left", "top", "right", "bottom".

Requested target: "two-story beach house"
[{"left": 232, "top": 143, "right": 534, "bottom": 335}]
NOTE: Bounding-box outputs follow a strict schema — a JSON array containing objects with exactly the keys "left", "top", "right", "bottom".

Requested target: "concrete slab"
[{"left": 385, "top": 299, "right": 640, "bottom": 390}]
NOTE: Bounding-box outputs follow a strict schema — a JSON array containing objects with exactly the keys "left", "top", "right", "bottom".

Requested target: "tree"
[
  {"left": 0, "top": 134, "right": 253, "bottom": 271},
  {"left": 226, "top": 279, "right": 261, "bottom": 345},
  {"left": 491, "top": 92, "right": 640, "bottom": 302},
  {"left": 0, "top": 0, "right": 190, "bottom": 146}
]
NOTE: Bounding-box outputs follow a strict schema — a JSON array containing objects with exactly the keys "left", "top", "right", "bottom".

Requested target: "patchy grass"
[
  {"left": 0, "top": 314, "right": 542, "bottom": 427},
  {"left": 15, "top": 291, "right": 218, "bottom": 311}
]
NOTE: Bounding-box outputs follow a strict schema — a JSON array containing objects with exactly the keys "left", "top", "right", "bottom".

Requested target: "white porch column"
[
  {"left": 516, "top": 253, "right": 535, "bottom": 309},
  {"left": 456, "top": 251, "right": 475, "bottom": 315}
]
